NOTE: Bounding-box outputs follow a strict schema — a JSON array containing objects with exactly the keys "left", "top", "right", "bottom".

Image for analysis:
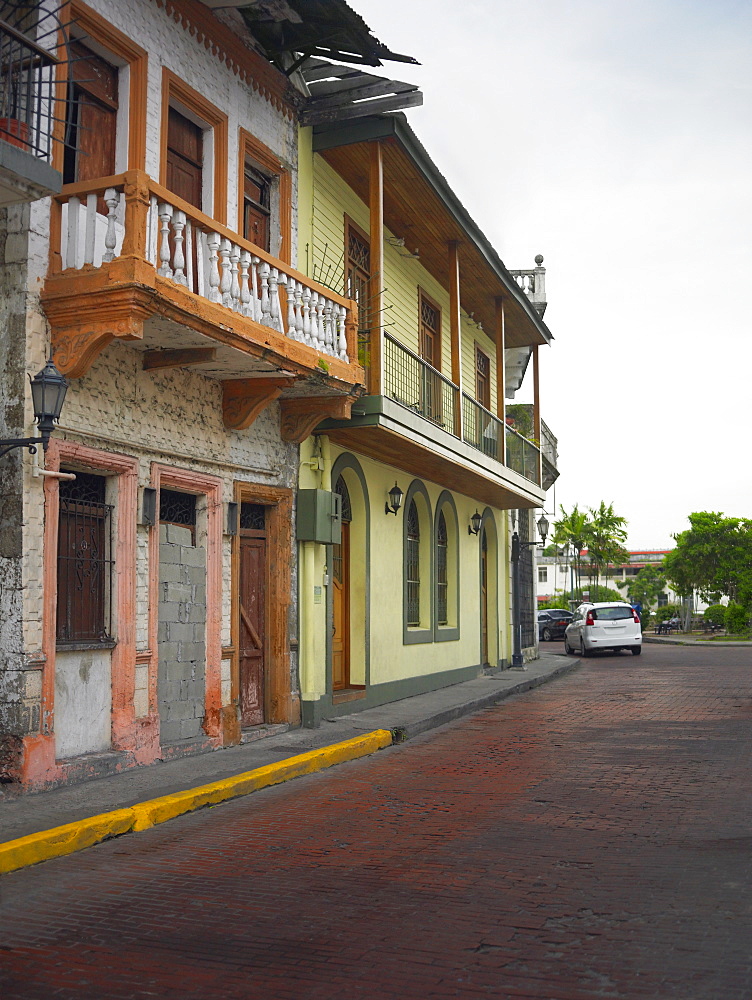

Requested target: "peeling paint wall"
[
  {"left": 0, "top": 201, "right": 33, "bottom": 782},
  {"left": 54, "top": 650, "right": 112, "bottom": 758}
]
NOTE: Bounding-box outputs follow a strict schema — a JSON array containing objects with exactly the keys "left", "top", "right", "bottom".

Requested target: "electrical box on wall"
[{"left": 296, "top": 489, "right": 342, "bottom": 544}]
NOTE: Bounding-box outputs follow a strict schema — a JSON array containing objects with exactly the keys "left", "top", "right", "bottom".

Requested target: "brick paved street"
[{"left": 1, "top": 644, "right": 751, "bottom": 1000}]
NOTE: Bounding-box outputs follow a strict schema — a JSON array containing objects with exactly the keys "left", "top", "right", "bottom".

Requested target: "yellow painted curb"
[
  {"left": 131, "top": 729, "right": 393, "bottom": 830},
  {"left": 0, "top": 808, "right": 134, "bottom": 875},
  {"left": 0, "top": 729, "right": 393, "bottom": 874}
]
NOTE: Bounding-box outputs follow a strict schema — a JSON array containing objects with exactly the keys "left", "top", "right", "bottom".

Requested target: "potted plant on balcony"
[
  {"left": 0, "top": 115, "right": 29, "bottom": 148},
  {"left": 0, "top": 72, "right": 30, "bottom": 149}
]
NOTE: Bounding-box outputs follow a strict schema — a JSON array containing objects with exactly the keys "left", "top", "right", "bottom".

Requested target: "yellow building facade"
[{"left": 294, "top": 114, "right": 555, "bottom": 726}]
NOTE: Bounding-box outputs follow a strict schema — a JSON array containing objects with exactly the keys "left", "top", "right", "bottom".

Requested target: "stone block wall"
[
  {"left": 0, "top": 202, "right": 33, "bottom": 783},
  {"left": 157, "top": 523, "right": 207, "bottom": 745}
]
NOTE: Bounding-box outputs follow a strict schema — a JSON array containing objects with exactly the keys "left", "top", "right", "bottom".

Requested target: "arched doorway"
[{"left": 332, "top": 475, "right": 352, "bottom": 690}]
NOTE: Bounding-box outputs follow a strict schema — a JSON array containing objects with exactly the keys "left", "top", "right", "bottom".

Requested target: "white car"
[{"left": 564, "top": 602, "right": 642, "bottom": 657}]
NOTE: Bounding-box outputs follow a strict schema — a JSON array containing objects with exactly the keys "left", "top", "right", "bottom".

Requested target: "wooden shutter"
[
  {"left": 243, "top": 165, "right": 270, "bottom": 251},
  {"left": 64, "top": 40, "right": 118, "bottom": 185}
]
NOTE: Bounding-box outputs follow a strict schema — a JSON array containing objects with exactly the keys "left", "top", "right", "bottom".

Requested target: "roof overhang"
[
  {"left": 206, "top": 0, "right": 419, "bottom": 71},
  {"left": 312, "top": 114, "right": 553, "bottom": 350}
]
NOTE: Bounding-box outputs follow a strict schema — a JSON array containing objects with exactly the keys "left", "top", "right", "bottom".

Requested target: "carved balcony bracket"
[
  {"left": 222, "top": 376, "right": 297, "bottom": 430},
  {"left": 280, "top": 395, "right": 355, "bottom": 444},
  {"left": 43, "top": 283, "right": 156, "bottom": 378}
]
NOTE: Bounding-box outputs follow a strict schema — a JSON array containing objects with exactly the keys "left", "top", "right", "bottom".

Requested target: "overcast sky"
[{"left": 353, "top": 0, "right": 752, "bottom": 548}]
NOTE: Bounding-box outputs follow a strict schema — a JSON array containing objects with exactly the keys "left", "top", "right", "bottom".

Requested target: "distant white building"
[{"left": 536, "top": 549, "right": 701, "bottom": 609}]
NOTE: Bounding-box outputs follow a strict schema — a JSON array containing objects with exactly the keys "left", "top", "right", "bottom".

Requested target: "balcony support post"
[
  {"left": 495, "top": 296, "right": 506, "bottom": 465},
  {"left": 369, "top": 140, "right": 384, "bottom": 395},
  {"left": 448, "top": 241, "right": 462, "bottom": 436},
  {"left": 122, "top": 169, "right": 150, "bottom": 258},
  {"left": 532, "top": 344, "right": 542, "bottom": 484}
]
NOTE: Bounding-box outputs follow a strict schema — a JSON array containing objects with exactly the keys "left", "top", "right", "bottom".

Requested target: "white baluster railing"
[{"left": 57, "top": 178, "right": 352, "bottom": 362}]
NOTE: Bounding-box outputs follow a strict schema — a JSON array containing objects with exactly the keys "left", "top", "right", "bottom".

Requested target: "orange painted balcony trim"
[{"left": 44, "top": 169, "right": 363, "bottom": 390}]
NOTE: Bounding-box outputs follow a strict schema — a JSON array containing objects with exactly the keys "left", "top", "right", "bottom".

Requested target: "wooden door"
[
  {"left": 332, "top": 521, "right": 350, "bottom": 691},
  {"left": 481, "top": 529, "right": 489, "bottom": 667},
  {"left": 239, "top": 535, "right": 265, "bottom": 727}
]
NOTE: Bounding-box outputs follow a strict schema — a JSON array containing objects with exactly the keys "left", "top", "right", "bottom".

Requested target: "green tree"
[
  {"left": 663, "top": 512, "right": 752, "bottom": 606},
  {"left": 583, "top": 501, "right": 628, "bottom": 594},
  {"left": 617, "top": 563, "right": 667, "bottom": 613},
  {"left": 552, "top": 505, "right": 589, "bottom": 597}
]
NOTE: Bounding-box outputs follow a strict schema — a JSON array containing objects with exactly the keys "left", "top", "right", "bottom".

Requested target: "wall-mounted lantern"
[
  {"left": 385, "top": 481, "right": 403, "bottom": 516},
  {"left": 468, "top": 510, "right": 483, "bottom": 535},
  {"left": 0, "top": 358, "right": 68, "bottom": 460}
]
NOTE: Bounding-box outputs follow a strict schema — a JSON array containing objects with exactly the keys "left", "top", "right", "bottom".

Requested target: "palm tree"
[
  {"left": 586, "top": 501, "right": 628, "bottom": 593},
  {"left": 553, "top": 505, "right": 590, "bottom": 599}
]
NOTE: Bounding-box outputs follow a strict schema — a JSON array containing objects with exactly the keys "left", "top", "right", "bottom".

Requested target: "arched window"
[
  {"left": 406, "top": 499, "right": 420, "bottom": 627},
  {"left": 437, "top": 510, "right": 448, "bottom": 626},
  {"left": 335, "top": 475, "right": 352, "bottom": 522}
]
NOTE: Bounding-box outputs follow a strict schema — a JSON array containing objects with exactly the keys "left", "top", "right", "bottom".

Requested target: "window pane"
[
  {"left": 406, "top": 500, "right": 420, "bottom": 627},
  {"left": 437, "top": 511, "right": 448, "bottom": 626}
]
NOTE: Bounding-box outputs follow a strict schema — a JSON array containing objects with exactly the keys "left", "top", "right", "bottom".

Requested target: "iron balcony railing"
[
  {"left": 505, "top": 424, "right": 541, "bottom": 486},
  {"left": 384, "top": 333, "right": 459, "bottom": 436},
  {"left": 462, "top": 393, "right": 504, "bottom": 461},
  {"left": 0, "top": 16, "right": 58, "bottom": 159},
  {"left": 378, "top": 333, "right": 544, "bottom": 489}
]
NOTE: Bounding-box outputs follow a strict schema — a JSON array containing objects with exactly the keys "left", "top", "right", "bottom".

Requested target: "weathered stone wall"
[{"left": 0, "top": 202, "right": 33, "bottom": 782}]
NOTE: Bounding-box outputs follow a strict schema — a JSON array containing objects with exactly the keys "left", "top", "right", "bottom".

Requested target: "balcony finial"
[{"left": 535, "top": 254, "right": 544, "bottom": 266}]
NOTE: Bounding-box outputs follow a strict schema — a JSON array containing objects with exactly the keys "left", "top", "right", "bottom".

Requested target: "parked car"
[
  {"left": 537, "top": 608, "right": 574, "bottom": 641},
  {"left": 564, "top": 602, "right": 642, "bottom": 656}
]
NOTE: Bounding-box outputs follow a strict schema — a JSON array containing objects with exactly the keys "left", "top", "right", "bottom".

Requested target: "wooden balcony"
[{"left": 42, "top": 169, "right": 364, "bottom": 441}]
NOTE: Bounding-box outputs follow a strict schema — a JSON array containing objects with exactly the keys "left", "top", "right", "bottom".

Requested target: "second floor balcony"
[
  {"left": 0, "top": 10, "right": 63, "bottom": 205},
  {"left": 321, "top": 330, "right": 554, "bottom": 511},
  {"left": 42, "top": 170, "right": 364, "bottom": 440}
]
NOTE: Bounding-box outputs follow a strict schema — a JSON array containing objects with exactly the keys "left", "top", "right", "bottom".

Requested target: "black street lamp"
[
  {"left": 0, "top": 359, "right": 68, "bottom": 460},
  {"left": 511, "top": 511, "right": 549, "bottom": 669}
]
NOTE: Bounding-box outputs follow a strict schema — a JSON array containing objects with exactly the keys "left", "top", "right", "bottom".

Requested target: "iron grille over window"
[
  {"left": 518, "top": 509, "right": 536, "bottom": 647},
  {"left": 159, "top": 489, "right": 196, "bottom": 526},
  {"left": 406, "top": 500, "right": 420, "bottom": 627},
  {"left": 437, "top": 510, "right": 448, "bottom": 626},
  {"left": 334, "top": 475, "right": 351, "bottom": 523},
  {"left": 240, "top": 502, "right": 266, "bottom": 531},
  {"left": 56, "top": 471, "right": 113, "bottom": 643}
]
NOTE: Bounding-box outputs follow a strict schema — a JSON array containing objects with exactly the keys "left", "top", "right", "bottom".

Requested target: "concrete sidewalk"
[{"left": 0, "top": 653, "right": 577, "bottom": 871}]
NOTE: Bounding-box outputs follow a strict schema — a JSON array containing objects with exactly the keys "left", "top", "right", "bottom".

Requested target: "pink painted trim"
[
  {"left": 24, "top": 439, "right": 141, "bottom": 785},
  {"left": 148, "top": 463, "right": 224, "bottom": 746}
]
